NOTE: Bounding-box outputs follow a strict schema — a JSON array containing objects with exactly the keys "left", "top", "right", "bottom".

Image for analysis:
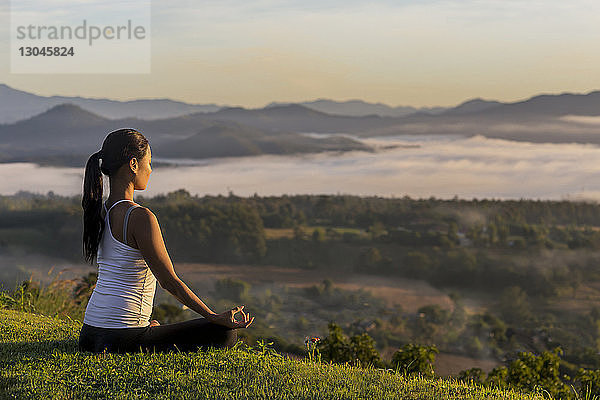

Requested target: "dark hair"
[{"left": 82, "top": 128, "right": 149, "bottom": 264}]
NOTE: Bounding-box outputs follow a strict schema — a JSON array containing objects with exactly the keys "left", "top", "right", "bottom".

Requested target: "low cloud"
[
  {"left": 2, "top": 134, "right": 600, "bottom": 201},
  {"left": 560, "top": 115, "right": 600, "bottom": 126}
]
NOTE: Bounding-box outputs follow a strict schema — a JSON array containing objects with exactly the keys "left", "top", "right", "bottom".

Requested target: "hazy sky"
[{"left": 0, "top": 0, "right": 599, "bottom": 108}]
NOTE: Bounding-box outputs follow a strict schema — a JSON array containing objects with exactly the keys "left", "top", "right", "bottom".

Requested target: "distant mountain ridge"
[
  {"left": 471, "top": 91, "right": 600, "bottom": 118},
  {"left": 2, "top": 86, "right": 600, "bottom": 168},
  {"left": 440, "top": 98, "right": 502, "bottom": 115},
  {"left": 0, "top": 84, "right": 223, "bottom": 124},
  {"left": 364, "top": 90, "right": 600, "bottom": 144},
  {"left": 0, "top": 84, "right": 442, "bottom": 124},
  {"left": 5, "top": 83, "right": 600, "bottom": 126},
  {"left": 266, "top": 99, "right": 447, "bottom": 117}
]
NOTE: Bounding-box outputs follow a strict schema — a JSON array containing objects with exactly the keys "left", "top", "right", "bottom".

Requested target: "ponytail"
[
  {"left": 81, "top": 129, "right": 149, "bottom": 265},
  {"left": 82, "top": 150, "right": 105, "bottom": 264}
]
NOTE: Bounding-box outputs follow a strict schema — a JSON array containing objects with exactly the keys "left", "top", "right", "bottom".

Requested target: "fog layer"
[{"left": 1, "top": 134, "right": 599, "bottom": 201}]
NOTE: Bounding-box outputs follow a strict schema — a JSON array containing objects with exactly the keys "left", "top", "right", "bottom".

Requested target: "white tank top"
[{"left": 83, "top": 199, "right": 157, "bottom": 328}]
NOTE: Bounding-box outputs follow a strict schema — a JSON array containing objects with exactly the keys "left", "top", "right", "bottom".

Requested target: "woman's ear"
[{"left": 130, "top": 157, "right": 138, "bottom": 173}]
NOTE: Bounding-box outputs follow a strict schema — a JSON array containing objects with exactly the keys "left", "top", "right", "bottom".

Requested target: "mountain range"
[
  {"left": 265, "top": 99, "right": 446, "bottom": 117},
  {"left": 0, "top": 83, "right": 445, "bottom": 124},
  {"left": 1, "top": 84, "right": 600, "bottom": 167},
  {"left": 0, "top": 84, "right": 222, "bottom": 124}
]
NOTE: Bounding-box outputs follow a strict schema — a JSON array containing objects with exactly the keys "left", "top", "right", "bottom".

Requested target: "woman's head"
[
  {"left": 98, "top": 129, "right": 152, "bottom": 188},
  {"left": 81, "top": 128, "right": 151, "bottom": 264}
]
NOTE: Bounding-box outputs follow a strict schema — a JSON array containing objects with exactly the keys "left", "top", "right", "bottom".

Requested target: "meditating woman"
[{"left": 79, "top": 128, "right": 254, "bottom": 353}]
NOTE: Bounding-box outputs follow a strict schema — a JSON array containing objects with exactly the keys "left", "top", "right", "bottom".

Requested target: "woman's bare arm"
[
  {"left": 132, "top": 207, "right": 254, "bottom": 329},
  {"left": 132, "top": 207, "right": 217, "bottom": 318}
]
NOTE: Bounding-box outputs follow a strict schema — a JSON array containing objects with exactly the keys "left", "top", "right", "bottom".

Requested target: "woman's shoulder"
[
  {"left": 129, "top": 206, "right": 162, "bottom": 248},
  {"left": 129, "top": 205, "right": 158, "bottom": 226},
  {"left": 130, "top": 204, "right": 153, "bottom": 217}
]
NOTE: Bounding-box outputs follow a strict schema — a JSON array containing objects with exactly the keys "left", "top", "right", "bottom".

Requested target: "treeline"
[
  {"left": 3, "top": 189, "right": 600, "bottom": 261},
  {"left": 2, "top": 189, "right": 600, "bottom": 297}
]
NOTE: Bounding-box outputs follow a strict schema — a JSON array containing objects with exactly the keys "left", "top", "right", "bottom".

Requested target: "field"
[
  {"left": 170, "top": 263, "right": 502, "bottom": 376},
  {"left": 173, "top": 262, "right": 454, "bottom": 312},
  {"left": 0, "top": 309, "right": 544, "bottom": 400}
]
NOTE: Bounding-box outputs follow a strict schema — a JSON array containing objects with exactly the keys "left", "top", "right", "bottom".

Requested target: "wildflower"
[{"left": 305, "top": 336, "right": 322, "bottom": 363}]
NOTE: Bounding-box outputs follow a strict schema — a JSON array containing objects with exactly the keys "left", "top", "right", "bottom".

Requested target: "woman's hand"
[{"left": 206, "top": 305, "right": 255, "bottom": 329}]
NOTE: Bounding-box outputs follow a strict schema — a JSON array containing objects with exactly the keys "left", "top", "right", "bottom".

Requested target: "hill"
[
  {"left": 0, "top": 309, "right": 541, "bottom": 399},
  {"left": 201, "top": 103, "right": 396, "bottom": 134},
  {"left": 0, "top": 104, "right": 109, "bottom": 149},
  {"left": 441, "top": 98, "right": 502, "bottom": 115},
  {"left": 0, "top": 104, "right": 373, "bottom": 167},
  {"left": 158, "top": 121, "right": 372, "bottom": 159}
]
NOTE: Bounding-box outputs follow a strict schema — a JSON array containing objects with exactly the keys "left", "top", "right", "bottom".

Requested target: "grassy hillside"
[{"left": 0, "top": 310, "right": 544, "bottom": 399}]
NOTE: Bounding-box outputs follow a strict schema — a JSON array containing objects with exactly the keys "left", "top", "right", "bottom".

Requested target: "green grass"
[{"left": 0, "top": 309, "right": 545, "bottom": 399}]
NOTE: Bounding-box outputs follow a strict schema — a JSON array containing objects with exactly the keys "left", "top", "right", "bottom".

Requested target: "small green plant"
[
  {"left": 0, "top": 291, "right": 17, "bottom": 309},
  {"left": 14, "top": 279, "right": 38, "bottom": 313},
  {"left": 575, "top": 368, "right": 600, "bottom": 399},
  {"left": 254, "top": 338, "right": 279, "bottom": 357}
]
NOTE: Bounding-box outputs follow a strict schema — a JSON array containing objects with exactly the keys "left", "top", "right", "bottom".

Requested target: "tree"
[
  {"left": 458, "top": 367, "right": 485, "bottom": 384},
  {"left": 318, "top": 322, "right": 384, "bottom": 367},
  {"left": 498, "top": 286, "right": 532, "bottom": 324},
  {"left": 312, "top": 228, "right": 325, "bottom": 242},
  {"left": 359, "top": 247, "right": 382, "bottom": 269},
  {"left": 391, "top": 343, "right": 438, "bottom": 377},
  {"left": 350, "top": 333, "right": 383, "bottom": 368},
  {"left": 502, "top": 348, "right": 570, "bottom": 398},
  {"left": 447, "top": 221, "right": 459, "bottom": 245},
  {"left": 576, "top": 368, "right": 600, "bottom": 398},
  {"left": 213, "top": 278, "right": 250, "bottom": 302},
  {"left": 403, "top": 251, "right": 432, "bottom": 278},
  {"left": 368, "top": 221, "right": 386, "bottom": 240},
  {"left": 293, "top": 224, "right": 305, "bottom": 240},
  {"left": 318, "top": 322, "right": 352, "bottom": 364}
]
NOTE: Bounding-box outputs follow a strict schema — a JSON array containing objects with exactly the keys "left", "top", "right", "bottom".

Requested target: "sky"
[{"left": 0, "top": 0, "right": 599, "bottom": 108}]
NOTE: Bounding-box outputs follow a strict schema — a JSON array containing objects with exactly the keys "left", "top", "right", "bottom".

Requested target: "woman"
[{"left": 79, "top": 128, "right": 254, "bottom": 353}]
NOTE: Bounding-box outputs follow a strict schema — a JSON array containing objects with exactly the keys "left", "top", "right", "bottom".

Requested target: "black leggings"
[{"left": 78, "top": 318, "right": 238, "bottom": 354}]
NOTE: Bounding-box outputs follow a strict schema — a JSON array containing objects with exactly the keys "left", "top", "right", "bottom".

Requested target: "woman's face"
[{"left": 133, "top": 145, "right": 152, "bottom": 190}]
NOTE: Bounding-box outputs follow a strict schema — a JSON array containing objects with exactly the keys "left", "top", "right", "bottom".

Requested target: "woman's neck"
[{"left": 107, "top": 179, "right": 135, "bottom": 203}]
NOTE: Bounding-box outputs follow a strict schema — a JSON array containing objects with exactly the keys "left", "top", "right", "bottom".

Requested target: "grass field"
[
  {"left": 0, "top": 254, "right": 502, "bottom": 378},
  {"left": 0, "top": 309, "right": 545, "bottom": 399}
]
